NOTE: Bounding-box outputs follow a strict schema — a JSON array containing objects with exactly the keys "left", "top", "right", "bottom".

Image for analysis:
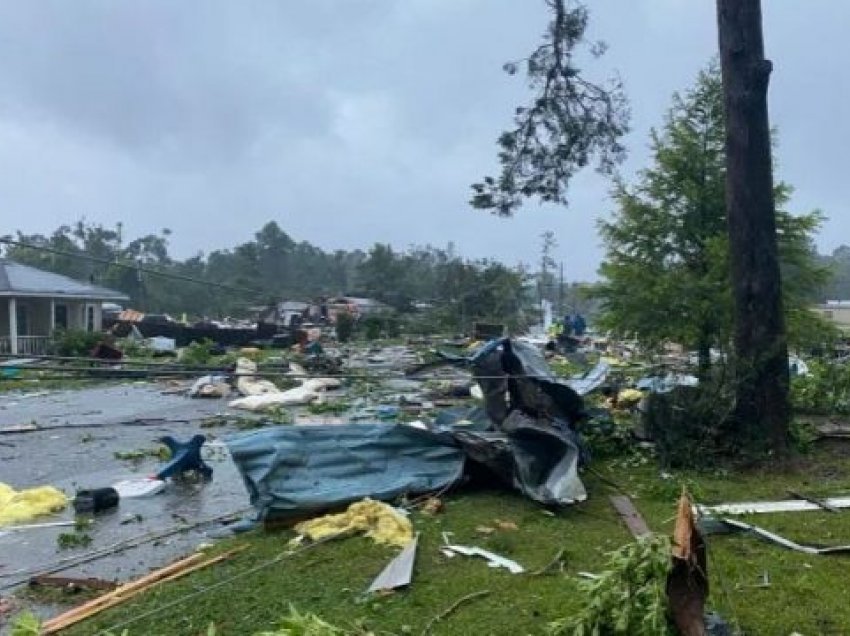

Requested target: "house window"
[
  {"left": 86, "top": 306, "right": 95, "bottom": 332},
  {"left": 54, "top": 304, "right": 68, "bottom": 330}
]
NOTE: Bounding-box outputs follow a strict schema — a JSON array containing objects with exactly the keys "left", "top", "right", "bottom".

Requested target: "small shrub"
[
  {"left": 51, "top": 329, "right": 103, "bottom": 357},
  {"left": 643, "top": 382, "right": 732, "bottom": 469},
  {"left": 119, "top": 338, "right": 151, "bottom": 359},
  {"left": 581, "top": 410, "right": 634, "bottom": 460},
  {"left": 182, "top": 339, "right": 215, "bottom": 366},
  {"left": 57, "top": 531, "right": 92, "bottom": 550},
  {"left": 383, "top": 313, "right": 402, "bottom": 338},
  {"left": 789, "top": 417, "right": 818, "bottom": 453},
  {"left": 362, "top": 315, "right": 383, "bottom": 341},
  {"left": 335, "top": 311, "right": 355, "bottom": 343},
  {"left": 306, "top": 401, "right": 350, "bottom": 416},
  {"left": 791, "top": 359, "right": 850, "bottom": 415}
]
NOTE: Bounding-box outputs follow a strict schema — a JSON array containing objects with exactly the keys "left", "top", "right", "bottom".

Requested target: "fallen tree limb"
[{"left": 530, "top": 548, "right": 567, "bottom": 576}]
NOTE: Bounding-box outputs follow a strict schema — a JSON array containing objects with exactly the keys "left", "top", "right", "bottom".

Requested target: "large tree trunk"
[{"left": 717, "top": 0, "right": 790, "bottom": 455}]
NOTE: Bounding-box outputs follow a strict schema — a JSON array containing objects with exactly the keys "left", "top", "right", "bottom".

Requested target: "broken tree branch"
[
  {"left": 530, "top": 548, "right": 567, "bottom": 576},
  {"left": 420, "top": 590, "right": 490, "bottom": 635}
]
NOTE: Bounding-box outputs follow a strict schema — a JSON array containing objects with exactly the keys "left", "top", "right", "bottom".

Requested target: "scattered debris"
[
  {"left": 367, "top": 535, "right": 418, "bottom": 593},
  {"left": 0, "top": 422, "right": 39, "bottom": 434},
  {"left": 188, "top": 374, "right": 231, "bottom": 398},
  {"left": 111, "top": 478, "right": 165, "bottom": 498},
  {"left": 440, "top": 543, "right": 524, "bottom": 574},
  {"left": 228, "top": 377, "right": 341, "bottom": 411},
  {"left": 72, "top": 487, "right": 119, "bottom": 514},
  {"left": 234, "top": 357, "right": 280, "bottom": 397},
  {"left": 154, "top": 434, "right": 213, "bottom": 481},
  {"left": 720, "top": 518, "right": 850, "bottom": 554},
  {"left": 0, "top": 520, "right": 75, "bottom": 538},
  {"left": 494, "top": 519, "right": 518, "bottom": 531},
  {"left": 420, "top": 497, "right": 443, "bottom": 516},
  {"left": 787, "top": 489, "right": 841, "bottom": 513},
  {"left": 28, "top": 575, "right": 116, "bottom": 593},
  {"left": 697, "top": 495, "right": 850, "bottom": 515}
]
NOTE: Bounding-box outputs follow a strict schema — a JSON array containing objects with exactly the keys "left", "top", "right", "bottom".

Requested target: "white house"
[
  {"left": 812, "top": 300, "right": 850, "bottom": 333},
  {"left": 0, "top": 260, "right": 129, "bottom": 355}
]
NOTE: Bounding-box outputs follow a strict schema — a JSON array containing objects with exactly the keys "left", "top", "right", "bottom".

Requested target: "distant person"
[{"left": 572, "top": 313, "right": 587, "bottom": 337}]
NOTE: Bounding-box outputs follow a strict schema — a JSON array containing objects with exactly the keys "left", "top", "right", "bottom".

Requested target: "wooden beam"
[
  {"left": 609, "top": 495, "right": 651, "bottom": 538},
  {"left": 41, "top": 547, "right": 245, "bottom": 634}
]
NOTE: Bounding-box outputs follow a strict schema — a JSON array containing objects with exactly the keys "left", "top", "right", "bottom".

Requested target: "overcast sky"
[{"left": 0, "top": 1, "right": 847, "bottom": 280}]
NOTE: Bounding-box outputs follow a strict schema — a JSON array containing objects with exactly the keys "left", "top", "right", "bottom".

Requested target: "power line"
[{"left": 0, "top": 237, "right": 271, "bottom": 300}]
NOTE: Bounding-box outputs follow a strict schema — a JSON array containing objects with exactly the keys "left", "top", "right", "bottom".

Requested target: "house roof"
[
  {"left": 0, "top": 260, "right": 129, "bottom": 301},
  {"left": 279, "top": 301, "right": 310, "bottom": 312}
]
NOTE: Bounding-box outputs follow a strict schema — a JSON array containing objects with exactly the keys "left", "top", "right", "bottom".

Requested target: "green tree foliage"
[
  {"left": 596, "top": 65, "right": 831, "bottom": 369},
  {"left": 471, "top": 0, "right": 628, "bottom": 216}
]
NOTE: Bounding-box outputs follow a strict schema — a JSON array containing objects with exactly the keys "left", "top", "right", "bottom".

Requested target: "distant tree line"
[{"left": 2, "top": 221, "right": 536, "bottom": 332}]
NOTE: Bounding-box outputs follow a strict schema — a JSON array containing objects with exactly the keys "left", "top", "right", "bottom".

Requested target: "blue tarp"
[{"left": 227, "top": 423, "right": 465, "bottom": 521}]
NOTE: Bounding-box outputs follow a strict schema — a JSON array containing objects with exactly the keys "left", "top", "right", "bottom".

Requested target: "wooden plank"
[
  {"left": 609, "top": 495, "right": 651, "bottom": 538},
  {"left": 41, "top": 552, "right": 207, "bottom": 632},
  {"left": 42, "top": 547, "right": 246, "bottom": 634}
]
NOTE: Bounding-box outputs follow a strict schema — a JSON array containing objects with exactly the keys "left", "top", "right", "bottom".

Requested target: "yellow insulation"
[
  {"left": 294, "top": 498, "right": 413, "bottom": 548},
  {"left": 0, "top": 482, "right": 68, "bottom": 526}
]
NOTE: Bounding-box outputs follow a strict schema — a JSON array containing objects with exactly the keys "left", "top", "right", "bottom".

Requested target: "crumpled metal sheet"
[
  {"left": 566, "top": 361, "right": 611, "bottom": 396},
  {"left": 451, "top": 410, "right": 587, "bottom": 505},
  {"left": 467, "top": 338, "right": 586, "bottom": 426},
  {"left": 226, "top": 423, "right": 465, "bottom": 521}
]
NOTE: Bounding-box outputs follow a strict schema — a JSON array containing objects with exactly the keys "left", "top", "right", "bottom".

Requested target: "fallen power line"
[{"left": 0, "top": 237, "right": 271, "bottom": 299}]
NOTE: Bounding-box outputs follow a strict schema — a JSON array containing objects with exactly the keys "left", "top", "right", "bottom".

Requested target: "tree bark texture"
[{"left": 716, "top": 0, "right": 790, "bottom": 454}]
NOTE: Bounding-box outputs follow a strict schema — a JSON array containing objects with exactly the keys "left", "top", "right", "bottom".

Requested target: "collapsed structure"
[{"left": 227, "top": 338, "right": 599, "bottom": 521}]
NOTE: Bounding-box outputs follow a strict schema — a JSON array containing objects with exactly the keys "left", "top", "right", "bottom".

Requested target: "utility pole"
[
  {"left": 559, "top": 262, "right": 564, "bottom": 316},
  {"left": 136, "top": 261, "right": 145, "bottom": 312}
]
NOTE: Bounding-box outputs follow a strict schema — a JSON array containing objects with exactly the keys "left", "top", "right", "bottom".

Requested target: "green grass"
[
  {"left": 0, "top": 374, "right": 105, "bottom": 393},
  {"left": 53, "top": 443, "right": 850, "bottom": 636}
]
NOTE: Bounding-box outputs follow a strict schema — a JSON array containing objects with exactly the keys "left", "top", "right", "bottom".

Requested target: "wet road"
[{"left": 0, "top": 384, "right": 253, "bottom": 627}]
